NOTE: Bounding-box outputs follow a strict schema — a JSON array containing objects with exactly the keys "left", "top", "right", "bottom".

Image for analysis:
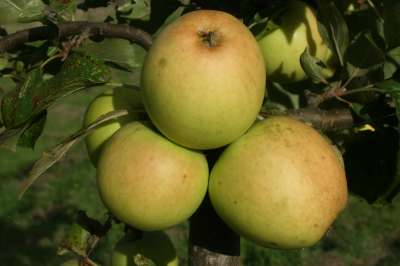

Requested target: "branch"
[
  {"left": 0, "top": 22, "right": 152, "bottom": 53},
  {"left": 261, "top": 108, "right": 354, "bottom": 131}
]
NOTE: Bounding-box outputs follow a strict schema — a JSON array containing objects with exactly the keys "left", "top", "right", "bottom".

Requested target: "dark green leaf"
[
  {"left": 317, "top": 0, "right": 350, "bottom": 66},
  {"left": 345, "top": 33, "right": 385, "bottom": 78},
  {"left": 17, "top": 111, "right": 46, "bottom": 149},
  {"left": 383, "top": 46, "right": 400, "bottom": 79},
  {"left": 154, "top": 6, "right": 185, "bottom": 36},
  {"left": 18, "top": 109, "right": 128, "bottom": 199},
  {"left": 2, "top": 54, "right": 110, "bottom": 129},
  {"left": 377, "top": 79, "right": 400, "bottom": 120},
  {"left": 383, "top": 0, "right": 400, "bottom": 49},
  {"left": 300, "top": 48, "right": 329, "bottom": 84},
  {"left": 1, "top": 69, "right": 43, "bottom": 128}
]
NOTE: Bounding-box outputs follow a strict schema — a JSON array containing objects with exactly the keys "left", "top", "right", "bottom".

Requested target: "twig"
[
  {"left": 0, "top": 21, "right": 152, "bottom": 53},
  {"left": 261, "top": 108, "right": 354, "bottom": 131}
]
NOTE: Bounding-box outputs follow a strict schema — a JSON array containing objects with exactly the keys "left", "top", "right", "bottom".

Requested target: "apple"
[
  {"left": 97, "top": 122, "right": 209, "bottom": 231},
  {"left": 83, "top": 86, "right": 143, "bottom": 165},
  {"left": 141, "top": 10, "right": 266, "bottom": 150},
  {"left": 209, "top": 116, "right": 348, "bottom": 249},
  {"left": 112, "top": 232, "right": 178, "bottom": 266},
  {"left": 257, "top": 0, "right": 335, "bottom": 83}
]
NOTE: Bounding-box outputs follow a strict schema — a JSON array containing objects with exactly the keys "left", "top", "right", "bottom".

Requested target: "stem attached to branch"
[
  {"left": 262, "top": 108, "right": 354, "bottom": 131},
  {"left": 0, "top": 22, "right": 152, "bottom": 53}
]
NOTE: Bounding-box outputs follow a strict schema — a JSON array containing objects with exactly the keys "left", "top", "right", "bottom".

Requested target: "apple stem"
[
  {"left": 188, "top": 196, "right": 241, "bottom": 266},
  {"left": 198, "top": 30, "right": 220, "bottom": 47}
]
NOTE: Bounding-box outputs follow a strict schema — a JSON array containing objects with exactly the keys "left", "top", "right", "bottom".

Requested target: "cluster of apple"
[{"left": 82, "top": 1, "right": 347, "bottom": 264}]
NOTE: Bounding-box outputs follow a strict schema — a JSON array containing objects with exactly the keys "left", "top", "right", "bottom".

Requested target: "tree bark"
[{"left": 189, "top": 196, "right": 241, "bottom": 266}]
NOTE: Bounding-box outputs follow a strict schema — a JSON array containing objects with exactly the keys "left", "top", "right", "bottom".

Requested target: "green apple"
[
  {"left": 97, "top": 122, "right": 209, "bottom": 231},
  {"left": 112, "top": 232, "right": 178, "bottom": 266},
  {"left": 141, "top": 10, "right": 266, "bottom": 150},
  {"left": 209, "top": 116, "right": 348, "bottom": 249},
  {"left": 258, "top": 0, "right": 334, "bottom": 83},
  {"left": 83, "top": 86, "right": 143, "bottom": 165}
]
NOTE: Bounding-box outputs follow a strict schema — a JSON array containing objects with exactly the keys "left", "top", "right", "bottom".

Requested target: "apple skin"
[
  {"left": 112, "top": 232, "right": 178, "bottom": 266},
  {"left": 83, "top": 86, "right": 143, "bottom": 165},
  {"left": 141, "top": 10, "right": 266, "bottom": 150},
  {"left": 258, "top": 0, "right": 334, "bottom": 83},
  {"left": 209, "top": 116, "right": 348, "bottom": 249},
  {"left": 97, "top": 122, "right": 209, "bottom": 231}
]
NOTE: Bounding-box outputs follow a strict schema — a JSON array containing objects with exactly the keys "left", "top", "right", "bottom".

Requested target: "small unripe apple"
[
  {"left": 112, "top": 232, "right": 178, "bottom": 266},
  {"left": 209, "top": 116, "right": 348, "bottom": 249},
  {"left": 83, "top": 87, "right": 143, "bottom": 165},
  {"left": 258, "top": 0, "right": 334, "bottom": 83},
  {"left": 97, "top": 122, "right": 209, "bottom": 231},
  {"left": 142, "top": 10, "right": 266, "bottom": 150}
]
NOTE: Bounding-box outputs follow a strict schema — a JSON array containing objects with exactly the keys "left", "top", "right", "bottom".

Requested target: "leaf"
[
  {"left": 383, "top": 0, "right": 400, "bottom": 49},
  {"left": 317, "top": 0, "right": 350, "bottom": 66},
  {"left": 2, "top": 53, "right": 110, "bottom": 127},
  {"left": 0, "top": 0, "right": 45, "bottom": 24},
  {"left": 300, "top": 48, "right": 329, "bottom": 84},
  {"left": 117, "top": 0, "right": 151, "bottom": 21},
  {"left": 76, "top": 39, "right": 146, "bottom": 71},
  {"left": 154, "top": 6, "right": 185, "bottom": 36},
  {"left": 383, "top": 46, "right": 400, "bottom": 79},
  {"left": 345, "top": 33, "right": 385, "bottom": 79},
  {"left": 58, "top": 222, "right": 92, "bottom": 256},
  {"left": 1, "top": 69, "right": 43, "bottom": 128},
  {"left": 377, "top": 79, "right": 400, "bottom": 120},
  {"left": 48, "top": 0, "right": 78, "bottom": 22},
  {"left": 17, "top": 110, "right": 46, "bottom": 149},
  {"left": 18, "top": 109, "right": 129, "bottom": 199}
]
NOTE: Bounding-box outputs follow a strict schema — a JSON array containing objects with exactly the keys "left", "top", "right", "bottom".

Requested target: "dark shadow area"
[{"left": 0, "top": 207, "right": 74, "bottom": 266}]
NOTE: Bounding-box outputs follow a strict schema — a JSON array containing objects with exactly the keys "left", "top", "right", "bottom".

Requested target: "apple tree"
[{"left": 0, "top": 0, "right": 399, "bottom": 265}]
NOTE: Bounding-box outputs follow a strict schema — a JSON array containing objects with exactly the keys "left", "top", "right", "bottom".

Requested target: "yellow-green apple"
[
  {"left": 83, "top": 86, "right": 143, "bottom": 165},
  {"left": 257, "top": 0, "right": 334, "bottom": 83},
  {"left": 97, "top": 122, "right": 209, "bottom": 231},
  {"left": 112, "top": 232, "right": 178, "bottom": 266},
  {"left": 209, "top": 116, "right": 348, "bottom": 249},
  {"left": 141, "top": 10, "right": 266, "bottom": 150}
]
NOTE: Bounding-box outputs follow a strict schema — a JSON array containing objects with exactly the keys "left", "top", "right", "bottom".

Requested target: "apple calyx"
[{"left": 198, "top": 30, "right": 220, "bottom": 47}]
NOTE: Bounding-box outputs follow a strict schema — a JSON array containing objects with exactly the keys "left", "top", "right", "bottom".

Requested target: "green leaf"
[
  {"left": 117, "top": 0, "right": 151, "bottom": 21},
  {"left": 383, "top": 0, "right": 400, "bottom": 49},
  {"left": 383, "top": 46, "right": 400, "bottom": 79},
  {"left": 345, "top": 33, "right": 385, "bottom": 78},
  {"left": 377, "top": 79, "right": 400, "bottom": 120},
  {"left": 48, "top": 0, "right": 78, "bottom": 22},
  {"left": 1, "top": 69, "right": 43, "bottom": 128},
  {"left": 76, "top": 39, "right": 146, "bottom": 71},
  {"left": 0, "top": 54, "right": 111, "bottom": 150},
  {"left": 0, "top": 0, "right": 45, "bottom": 24},
  {"left": 317, "top": 0, "right": 349, "bottom": 66},
  {"left": 154, "top": 6, "right": 185, "bottom": 36},
  {"left": 18, "top": 109, "right": 128, "bottom": 198},
  {"left": 1, "top": 54, "right": 110, "bottom": 129},
  {"left": 17, "top": 110, "right": 46, "bottom": 149},
  {"left": 300, "top": 48, "right": 329, "bottom": 84},
  {"left": 58, "top": 222, "right": 92, "bottom": 256}
]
